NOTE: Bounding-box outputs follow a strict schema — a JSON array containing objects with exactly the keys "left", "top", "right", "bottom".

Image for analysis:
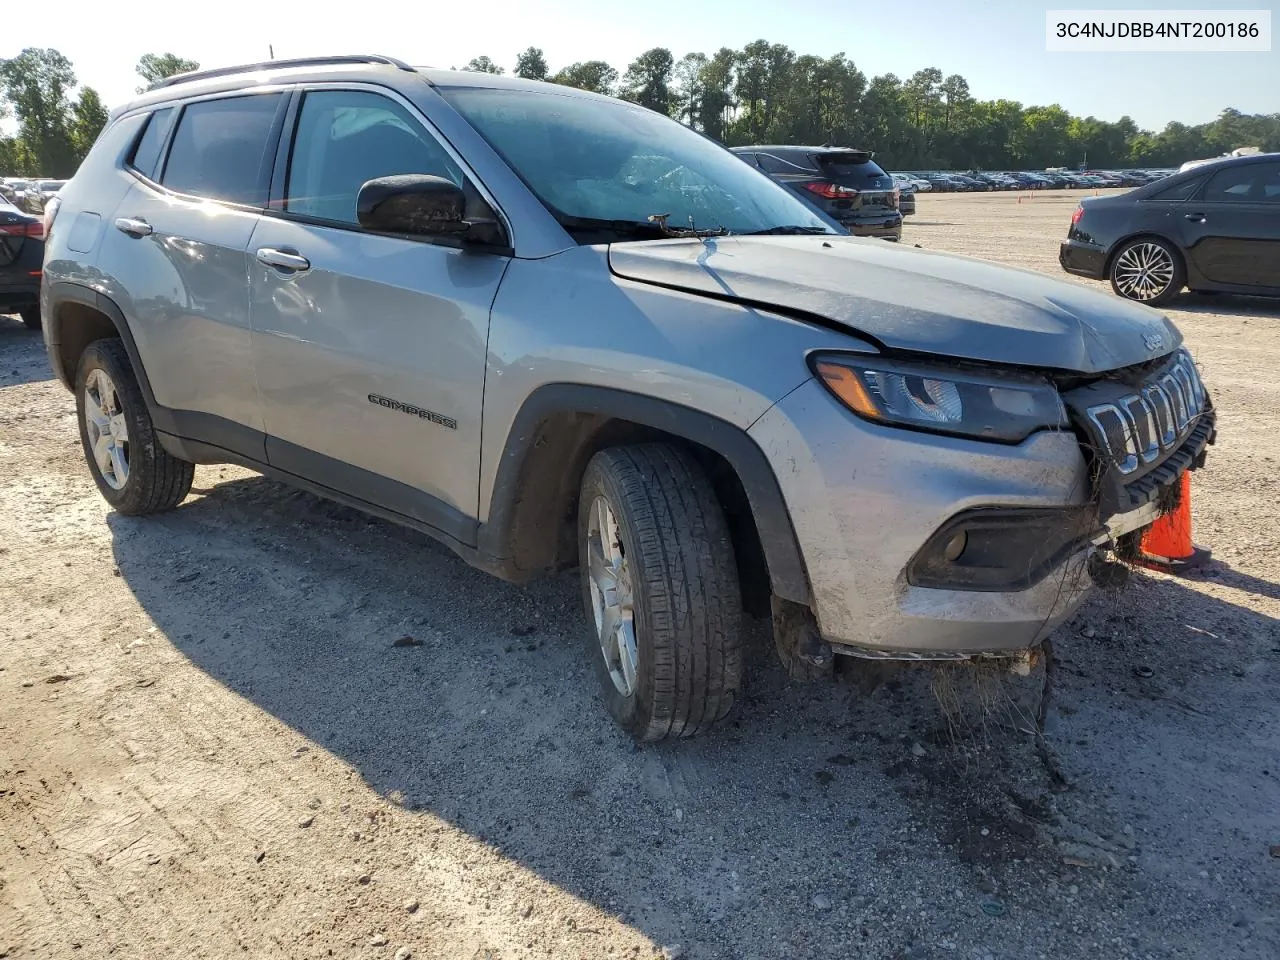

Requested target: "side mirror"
[{"left": 356, "top": 175, "right": 468, "bottom": 236}]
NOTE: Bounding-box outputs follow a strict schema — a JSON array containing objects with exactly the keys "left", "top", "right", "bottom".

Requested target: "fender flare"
[
  {"left": 45, "top": 281, "right": 171, "bottom": 420},
  {"left": 477, "top": 383, "right": 810, "bottom": 604}
]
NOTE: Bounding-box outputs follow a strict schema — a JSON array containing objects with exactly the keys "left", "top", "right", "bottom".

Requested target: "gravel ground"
[{"left": 1, "top": 189, "right": 1277, "bottom": 960}]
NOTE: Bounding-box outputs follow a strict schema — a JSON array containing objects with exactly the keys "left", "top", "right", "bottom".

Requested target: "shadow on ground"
[
  {"left": 1173, "top": 293, "right": 1280, "bottom": 318},
  {"left": 106, "top": 473, "right": 1280, "bottom": 959}
]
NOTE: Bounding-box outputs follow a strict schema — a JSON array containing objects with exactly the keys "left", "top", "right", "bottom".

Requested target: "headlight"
[{"left": 812, "top": 356, "right": 1068, "bottom": 443}]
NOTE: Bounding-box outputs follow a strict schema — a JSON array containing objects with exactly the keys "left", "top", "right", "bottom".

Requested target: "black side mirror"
[{"left": 356, "top": 175, "right": 468, "bottom": 236}]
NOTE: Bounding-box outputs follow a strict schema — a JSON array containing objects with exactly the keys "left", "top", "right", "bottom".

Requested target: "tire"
[
  {"left": 578, "top": 443, "right": 742, "bottom": 741},
  {"left": 75, "top": 339, "right": 194, "bottom": 515},
  {"left": 1109, "top": 237, "right": 1185, "bottom": 307},
  {"left": 19, "top": 306, "right": 41, "bottom": 330}
]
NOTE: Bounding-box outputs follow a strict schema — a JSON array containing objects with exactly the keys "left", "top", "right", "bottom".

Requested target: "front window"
[{"left": 440, "top": 87, "right": 834, "bottom": 240}]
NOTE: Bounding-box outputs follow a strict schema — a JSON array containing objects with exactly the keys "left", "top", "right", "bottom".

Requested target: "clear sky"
[{"left": 2, "top": 0, "right": 1276, "bottom": 131}]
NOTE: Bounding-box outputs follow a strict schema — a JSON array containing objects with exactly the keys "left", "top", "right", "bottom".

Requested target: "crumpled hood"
[{"left": 608, "top": 235, "right": 1181, "bottom": 374}]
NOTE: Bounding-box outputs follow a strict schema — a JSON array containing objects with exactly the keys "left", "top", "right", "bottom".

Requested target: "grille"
[{"left": 1083, "top": 350, "right": 1208, "bottom": 477}]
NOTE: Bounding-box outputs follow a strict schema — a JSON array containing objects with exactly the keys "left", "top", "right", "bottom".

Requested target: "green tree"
[
  {"left": 513, "top": 47, "right": 548, "bottom": 81},
  {"left": 0, "top": 47, "right": 78, "bottom": 176},
  {"left": 619, "top": 47, "right": 675, "bottom": 114},
  {"left": 462, "top": 56, "right": 504, "bottom": 75},
  {"left": 70, "top": 86, "right": 108, "bottom": 158},
  {"left": 136, "top": 53, "right": 199, "bottom": 92},
  {"left": 550, "top": 61, "right": 618, "bottom": 95}
]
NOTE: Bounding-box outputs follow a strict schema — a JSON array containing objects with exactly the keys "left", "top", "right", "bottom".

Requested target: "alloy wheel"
[
  {"left": 1113, "top": 242, "right": 1176, "bottom": 302},
  {"left": 586, "top": 494, "right": 639, "bottom": 697},
  {"left": 83, "top": 368, "right": 130, "bottom": 490}
]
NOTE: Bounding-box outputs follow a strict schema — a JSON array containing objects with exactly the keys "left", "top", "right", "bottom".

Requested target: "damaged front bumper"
[{"left": 750, "top": 356, "right": 1213, "bottom": 663}]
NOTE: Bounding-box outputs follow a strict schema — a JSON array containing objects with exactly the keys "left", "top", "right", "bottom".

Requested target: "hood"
[{"left": 608, "top": 235, "right": 1181, "bottom": 374}]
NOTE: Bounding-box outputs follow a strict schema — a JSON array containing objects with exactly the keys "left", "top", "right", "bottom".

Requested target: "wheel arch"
[
  {"left": 45, "top": 282, "right": 158, "bottom": 408},
  {"left": 477, "top": 384, "right": 810, "bottom": 610}
]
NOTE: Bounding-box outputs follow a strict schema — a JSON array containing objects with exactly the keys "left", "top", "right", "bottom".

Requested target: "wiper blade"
[{"left": 738, "top": 225, "right": 832, "bottom": 236}]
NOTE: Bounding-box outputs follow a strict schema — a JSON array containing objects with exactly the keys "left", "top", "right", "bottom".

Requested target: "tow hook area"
[
  {"left": 771, "top": 596, "right": 833, "bottom": 681},
  {"left": 1088, "top": 551, "right": 1131, "bottom": 590}
]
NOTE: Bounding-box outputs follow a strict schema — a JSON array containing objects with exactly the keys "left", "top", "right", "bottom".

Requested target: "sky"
[{"left": 2, "top": 0, "right": 1276, "bottom": 132}]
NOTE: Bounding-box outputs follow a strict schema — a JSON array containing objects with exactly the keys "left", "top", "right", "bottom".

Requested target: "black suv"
[{"left": 731, "top": 146, "right": 902, "bottom": 240}]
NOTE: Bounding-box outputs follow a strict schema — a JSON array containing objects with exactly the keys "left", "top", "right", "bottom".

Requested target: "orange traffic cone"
[{"left": 1133, "top": 471, "right": 1211, "bottom": 575}]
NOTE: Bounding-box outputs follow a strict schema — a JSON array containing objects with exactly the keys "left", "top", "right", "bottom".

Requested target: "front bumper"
[
  {"left": 750, "top": 378, "right": 1097, "bottom": 658},
  {"left": 1059, "top": 238, "right": 1108, "bottom": 279}
]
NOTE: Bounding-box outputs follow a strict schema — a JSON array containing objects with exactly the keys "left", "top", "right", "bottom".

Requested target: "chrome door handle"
[
  {"left": 1184, "top": 213, "right": 1206, "bottom": 223},
  {"left": 114, "top": 217, "right": 153, "bottom": 238},
  {"left": 255, "top": 247, "right": 311, "bottom": 272}
]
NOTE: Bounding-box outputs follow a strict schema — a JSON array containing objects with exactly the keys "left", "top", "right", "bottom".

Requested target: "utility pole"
[{"left": 269, "top": 45, "right": 275, "bottom": 60}]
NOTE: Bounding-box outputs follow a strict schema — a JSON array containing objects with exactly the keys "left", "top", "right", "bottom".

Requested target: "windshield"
[{"left": 440, "top": 87, "right": 835, "bottom": 240}]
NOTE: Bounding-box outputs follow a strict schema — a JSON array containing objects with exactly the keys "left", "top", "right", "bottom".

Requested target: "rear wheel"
[
  {"left": 1109, "top": 237, "right": 1184, "bottom": 306},
  {"left": 75, "top": 339, "right": 194, "bottom": 515},
  {"left": 578, "top": 444, "right": 742, "bottom": 741},
  {"left": 19, "top": 306, "right": 40, "bottom": 330}
]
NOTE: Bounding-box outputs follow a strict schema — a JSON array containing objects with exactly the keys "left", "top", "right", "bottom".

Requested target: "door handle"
[
  {"left": 114, "top": 217, "right": 153, "bottom": 238},
  {"left": 1184, "top": 213, "right": 1206, "bottom": 223},
  {"left": 255, "top": 247, "right": 311, "bottom": 272}
]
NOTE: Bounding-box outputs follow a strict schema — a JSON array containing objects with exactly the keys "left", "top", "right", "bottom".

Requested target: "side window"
[
  {"left": 285, "top": 89, "right": 463, "bottom": 225},
  {"left": 127, "top": 107, "right": 174, "bottom": 180},
  {"left": 1202, "top": 163, "right": 1280, "bottom": 204},
  {"left": 756, "top": 153, "right": 795, "bottom": 175},
  {"left": 1149, "top": 177, "right": 1201, "bottom": 201},
  {"left": 160, "top": 94, "right": 284, "bottom": 206}
]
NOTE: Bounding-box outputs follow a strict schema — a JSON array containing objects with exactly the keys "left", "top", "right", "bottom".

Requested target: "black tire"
[
  {"left": 1108, "top": 237, "right": 1185, "bottom": 307},
  {"left": 578, "top": 443, "right": 742, "bottom": 741},
  {"left": 19, "top": 306, "right": 41, "bottom": 330},
  {"left": 75, "top": 339, "right": 194, "bottom": 515}
]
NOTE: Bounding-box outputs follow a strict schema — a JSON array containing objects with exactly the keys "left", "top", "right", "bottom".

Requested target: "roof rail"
[{"left": 148, "top": 54, "right": 416, "bottom": 91}]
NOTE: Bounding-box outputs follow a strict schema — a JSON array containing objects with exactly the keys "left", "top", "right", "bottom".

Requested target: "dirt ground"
[{"left": 2, "top": 189, "right": 1277, "bottom": 960}]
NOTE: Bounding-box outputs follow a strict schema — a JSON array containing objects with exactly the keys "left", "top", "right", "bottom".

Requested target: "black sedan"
[
  {"left": 0, "top": 195, "right": 44, "bottom": 328},
  {"left": 1060, "top": 153, "right": 1280, "bottom": 305}
]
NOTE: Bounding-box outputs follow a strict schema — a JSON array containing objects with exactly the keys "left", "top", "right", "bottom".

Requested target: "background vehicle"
[
  {"left": 1061, "top": 153, "right": 1280, "bottom": 304},
  {"left": 733, "top": 145, "right": 902, "bottom": 239},
  {"left": 890, "top": 174, "right": 917, "bottom": 215},
  {"left": 21, "top": 179, "right": 67, "bottom": 214},
  {"left": 0, "top": 193, "right": 44, "bottom": 328}
]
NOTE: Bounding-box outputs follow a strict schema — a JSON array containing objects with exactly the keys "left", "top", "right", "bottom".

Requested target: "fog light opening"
[{"left": 943, "top": 531, "right": 968, "bottom": 562}]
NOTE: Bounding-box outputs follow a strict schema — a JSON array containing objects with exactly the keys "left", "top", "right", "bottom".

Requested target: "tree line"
[
  {"left": 2, "top": 43, "right": 1275, "bottom": 178},
  {"left": 0, "top": 50, "right": 197, "bottom": 177}
]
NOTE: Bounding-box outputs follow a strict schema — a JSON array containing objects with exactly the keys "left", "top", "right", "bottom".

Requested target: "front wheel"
[
  {"left": 578, "top": 444, "right": 742, "bottom": 741},
  {"left": 75, "top": 339, "right": 194, "bottom": 515},
  {"left": 1109, "top": 237, "right": 1185, "bottom": 306}
]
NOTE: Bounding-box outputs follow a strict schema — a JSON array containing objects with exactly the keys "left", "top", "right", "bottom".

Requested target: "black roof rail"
[{"left": 148, "top": 55, "right": 416, "bottom": 91}]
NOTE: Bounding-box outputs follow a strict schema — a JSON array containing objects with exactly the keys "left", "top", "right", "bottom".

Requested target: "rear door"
[
  {"left": 1178, "top": 161, "right": 1280, "bottom": 290},
  {"left": 248, "top": 84, "right": 509, "bottom": 537},
  {"left": 95, "top": 93, "right": 288, "bottom": 445}
]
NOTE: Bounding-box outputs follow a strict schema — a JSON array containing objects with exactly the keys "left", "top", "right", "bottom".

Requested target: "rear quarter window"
[{"left": 1148, "top": 177, "right": 1202, "bottom": 201}]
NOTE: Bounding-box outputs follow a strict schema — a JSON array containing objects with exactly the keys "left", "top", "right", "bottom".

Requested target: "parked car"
[
  {"left": 890, "top": 175, "right": 917, "bottom": 215},
  {"left": 0, "top": 193, "right": 44, "bottom": 328},
  {"left": 21, "top": 178, "right": 67, "bottom": 214},
  {"left": 893, "top": 173, "right": 932, "bottom": 192},
  {"left": 44, "top": 55, "right": 1215, "bottom": 740},
  {"left": 1060, "top": 153, "right": 1280, "bottom": 305},
  {"left": 733, "top": 145, "right": 902, "bottom": 240}
]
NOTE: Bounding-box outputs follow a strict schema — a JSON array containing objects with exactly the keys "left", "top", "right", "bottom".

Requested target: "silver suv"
[{"left": 41, "top": 55, "right": 1215, "bottom": 740}]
